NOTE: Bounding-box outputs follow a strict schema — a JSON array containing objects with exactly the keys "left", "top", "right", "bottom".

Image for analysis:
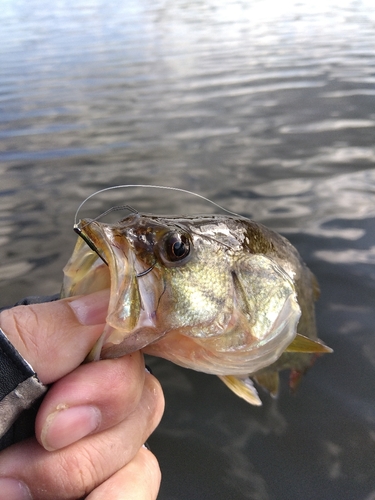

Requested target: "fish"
[{"left": 61, "top": 208, "right": 332, "bottom": 405}]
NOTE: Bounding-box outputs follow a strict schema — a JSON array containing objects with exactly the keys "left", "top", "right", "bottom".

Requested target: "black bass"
[{"left": 62, "top": 210, "right": 331, "bottom": 405}]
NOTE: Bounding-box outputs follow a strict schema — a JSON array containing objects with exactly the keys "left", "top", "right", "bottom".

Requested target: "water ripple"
[
  {"left": 280, "top": 119, "right": 375, "bottom": 133},
  {"left": 315, "top": 246, "right": 375, "bottom": 264}
]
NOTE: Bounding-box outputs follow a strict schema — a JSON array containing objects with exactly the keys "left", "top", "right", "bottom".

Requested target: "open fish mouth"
[{"left": 62, "top": 216, "right": 172, "bottom": 358}]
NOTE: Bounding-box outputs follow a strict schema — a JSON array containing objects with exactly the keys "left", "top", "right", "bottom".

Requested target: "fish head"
[
  {"left": 63, "top": 213, "right": 196, "bottom": 350},
  {"left": 62, "top": 214, "right": 302, "bottom": 376}
]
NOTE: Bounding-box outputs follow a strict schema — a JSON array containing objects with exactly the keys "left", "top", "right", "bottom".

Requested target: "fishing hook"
[
  {"left": 74, "top": 225, "right": 109, "bottom": 266},
  {"left": 136, "top": 263, "right": 155, "bottom": 278}
]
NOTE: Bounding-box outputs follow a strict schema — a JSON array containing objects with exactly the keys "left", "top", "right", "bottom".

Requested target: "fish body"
[{"left": 62, "top": 213, "right": 330, "bottom": 404}]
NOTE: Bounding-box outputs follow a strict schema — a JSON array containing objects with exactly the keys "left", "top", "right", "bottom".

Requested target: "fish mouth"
[{"left": 72, "top": 218, "right": 169, "bottom": 358}]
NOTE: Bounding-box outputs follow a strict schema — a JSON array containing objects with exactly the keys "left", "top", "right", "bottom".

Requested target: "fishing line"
[
  {"left": 78, "top": 205, "right": 139, "bottom": 230},
  {"left": 74, "top": 184, "right": 241, "bottom": 226}
]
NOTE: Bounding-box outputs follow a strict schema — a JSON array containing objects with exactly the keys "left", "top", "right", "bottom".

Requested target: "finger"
[
  {"left": 86, "top": 446, "right": 161, "bottom": 500},
  {"left": 0, "top": 289, "right": 110, "bottom": 383},
  {"left": 35, "top": 351, "right": 145, "bottom": 451},
  {"left": 0, "top": 373, "right": 164, "bottom": 500}
]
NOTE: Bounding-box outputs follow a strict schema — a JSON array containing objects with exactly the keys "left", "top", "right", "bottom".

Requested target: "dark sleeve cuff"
[{"left": 0, "top": 327, "right": 47, "bottom": 438}]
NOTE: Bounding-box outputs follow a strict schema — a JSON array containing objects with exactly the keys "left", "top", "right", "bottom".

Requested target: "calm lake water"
[{"left": 1, "top": 0, "right": 375, "bottom": 498}]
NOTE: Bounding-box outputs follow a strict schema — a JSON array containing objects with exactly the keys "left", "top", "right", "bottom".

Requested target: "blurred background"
[{"left": 1, "top": 1, "right": 375, "bottom": 498}]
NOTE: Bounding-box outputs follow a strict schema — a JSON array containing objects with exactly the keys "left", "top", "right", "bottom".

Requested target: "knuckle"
[
  {"left": 58, "top": 445, "right": 105, "bottom": 497},
  {"left": 0, "top": 306, "right": 40, "bottom": 359}
]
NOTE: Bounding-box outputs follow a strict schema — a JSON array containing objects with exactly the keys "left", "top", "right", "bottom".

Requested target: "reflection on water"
[
  {"left": 0, "top": 260, "right": 34, "bottom": 280},
  {"left": 280, "top": 119, "right": 375, "bottom": 132},
  {"left": 1, "top": 0, "right": 375, "bottom": 499},
  {"left": 316, "top": 246, "right": 375, "bottom": 264}
]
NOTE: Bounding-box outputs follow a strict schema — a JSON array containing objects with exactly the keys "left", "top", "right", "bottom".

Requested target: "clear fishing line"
[{"left": 74, "top": 184, "right": 241, "bottom": 226}]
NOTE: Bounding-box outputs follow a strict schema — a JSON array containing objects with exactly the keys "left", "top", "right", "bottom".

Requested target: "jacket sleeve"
[{"left": 0, "top": 294, "right": 58, "bottom": 450}]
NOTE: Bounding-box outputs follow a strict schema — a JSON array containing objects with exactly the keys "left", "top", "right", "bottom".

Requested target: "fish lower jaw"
[{"left": 100, "top": 326, "right": 169, "bottom": 359}]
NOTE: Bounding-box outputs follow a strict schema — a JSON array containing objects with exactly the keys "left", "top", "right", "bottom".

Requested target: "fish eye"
[{"left": 162, "top": 232, "right": 191, "bottom": 263}]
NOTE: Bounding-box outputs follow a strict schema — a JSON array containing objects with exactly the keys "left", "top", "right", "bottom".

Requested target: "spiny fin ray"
[
  {"left": 218, "top": 375, "right": 262, "bottom": 406},
  {"left": 285, "top": 334, "right": 333, "bottom": 354}
]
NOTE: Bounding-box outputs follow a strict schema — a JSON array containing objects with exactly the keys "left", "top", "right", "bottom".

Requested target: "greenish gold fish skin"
[{"left": 62, "top": 213, "right": 331, "bottom": 405}]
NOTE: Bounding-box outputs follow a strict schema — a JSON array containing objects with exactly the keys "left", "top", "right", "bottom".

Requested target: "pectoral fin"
[
  {"left": 285, "top": 334, "right": 333, "bottom": 354},
  {"left": 218, "top": 375, "right": 262, "bottom": 406}
]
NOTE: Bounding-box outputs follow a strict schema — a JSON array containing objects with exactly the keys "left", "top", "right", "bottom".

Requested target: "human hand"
[{"left": 0, "top": 290, "right": 164, "bottom": 499}]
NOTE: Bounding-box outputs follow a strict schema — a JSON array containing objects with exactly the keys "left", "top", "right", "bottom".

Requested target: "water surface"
[{"left": 1, "top": 1, "right": 375, "bottom": 499}]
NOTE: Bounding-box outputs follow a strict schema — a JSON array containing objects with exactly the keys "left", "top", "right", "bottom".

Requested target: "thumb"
[{"left": 0, "top": 289, "right": 109, "bottom": 384}]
